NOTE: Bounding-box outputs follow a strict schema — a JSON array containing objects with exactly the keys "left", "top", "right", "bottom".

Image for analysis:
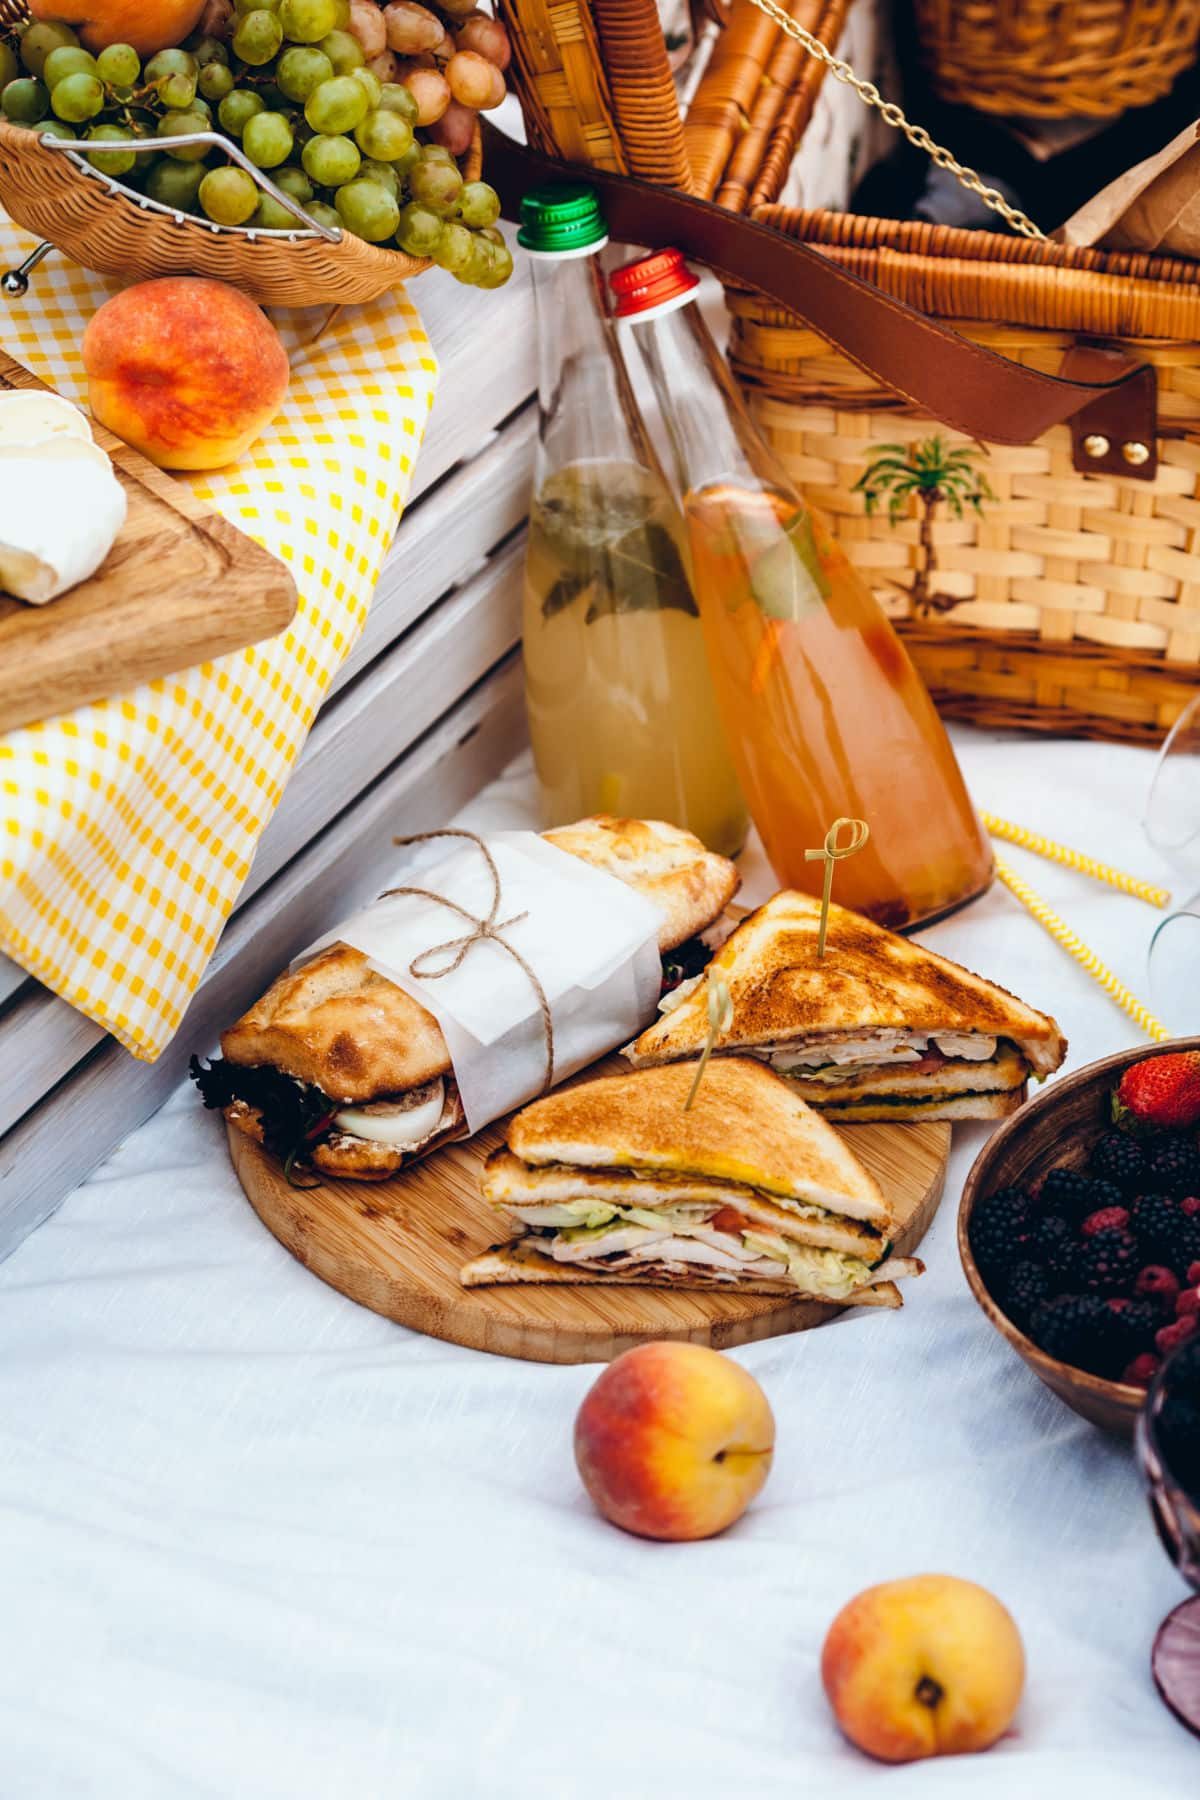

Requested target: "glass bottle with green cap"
[{"left": 517, "top": 183, "right": 746, "bottom": 859}]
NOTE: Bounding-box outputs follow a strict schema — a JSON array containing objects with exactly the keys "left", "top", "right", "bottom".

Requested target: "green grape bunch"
[{"left": 0, "top": 0, "right": 513, "bottom": 287}]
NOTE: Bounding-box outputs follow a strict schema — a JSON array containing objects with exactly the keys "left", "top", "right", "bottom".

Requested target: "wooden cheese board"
[
  {"left": 0, "top": 352, "right": 297, "bottom": 736},
  {"left": 230, "top": 1084, "right": 950, "bottom": 1365}
]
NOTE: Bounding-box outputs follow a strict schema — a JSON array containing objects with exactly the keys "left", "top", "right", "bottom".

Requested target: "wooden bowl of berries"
[{"left": 960, "top": 1041, "right": 1200, "bottom": 1437}]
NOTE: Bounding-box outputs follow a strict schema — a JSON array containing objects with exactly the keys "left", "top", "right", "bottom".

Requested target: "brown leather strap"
[{"left": 483, "top": 123, "right": 1159, "bottom": 474}]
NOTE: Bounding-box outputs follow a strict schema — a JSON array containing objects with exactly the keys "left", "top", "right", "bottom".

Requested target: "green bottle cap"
[{"left": 517, "top": 184, "right": 608, "bottom": 256}]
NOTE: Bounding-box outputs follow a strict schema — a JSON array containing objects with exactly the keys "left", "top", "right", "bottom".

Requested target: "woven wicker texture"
[
  {"left": 683, "top": 0, "right": 848, "bottom": 205},
  {"left": 730, "top": 211, "right": 1200, "bottom": 744},
  {"left": 495, "top": 0, "right": 688, "bottom": 183},
  {"left": 912, "top": 0, "right": 1200, "bottom": 119},
  {"left": 498, "top": 0, "right": 845, "bottom": 199}
]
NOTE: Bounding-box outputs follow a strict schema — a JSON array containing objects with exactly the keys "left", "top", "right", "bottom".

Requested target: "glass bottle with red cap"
[
  {"left": 516, "top": 187, "right": 746, "bottom": 857},
  {"left": 610, "top": 247, "right": 993, "bottom": 929}
]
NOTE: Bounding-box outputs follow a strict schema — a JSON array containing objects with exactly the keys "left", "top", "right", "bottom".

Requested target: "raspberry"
[
  {"left": 1077, "top": 1227, "right": 1140, "bottom": 1295},
  {"left": 1081, "top": 1206, "right": 1130, "bottom": 1237},
  {"left": 1183, "top": 1196, "right": 1200, "bottom": 1218},
  {"left": 1031, "top": 1294, "right": 1122, "bottom": 1378},
  {"left": 1089, "top": 1130, "right": 1146, "bottom": 1191},
  {"left": 1176, "top": 1288, "right": 1200, "bottom": 1319},
  {"left": 1156, "top": 1315, "right": 1199, "bottom": 1356},
  {"left": 1030, "top": 1215, "right": 1079, "bottom": 1283},
  {"left": 1145, "top": 1137, "right": 1200, "bottom": 1197},
  {"left": 1189, "top": 1263, "right": 1200, "bottom": 1286},
  {"left": 1136, "top": 1265, "right": 1182, "bottom": 1309},
  {"left": 1122, "top": 1352, "right": 1161, "bottom": 1387},
  {"left": 969, "top": 1188, "right": 1030, "bottom": 1279},
  {"left": 1000, "top": 1260, "right": 1049, "bottom": 1328}
]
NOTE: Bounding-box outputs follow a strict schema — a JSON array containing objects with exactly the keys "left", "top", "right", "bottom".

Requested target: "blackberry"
[
  {"left": 1144, "top": 1136, "right": 1200, "bottom": 1199},
  {"left": 969, "top": 1188, "right": 1030, "bottom": 1279},
  {"left": 1000, "top": 1260, "right": 1050, "bottom": 1328},
  {"left": 1030, "top": 1294, "right": 1122, "bottom": 1378},
  {"left": 1030, "top": 1215, "right": 1079, "bottom": 1284},
  {"left": 1107, "top": 1298, "right": 1162, "bottom": 1357},
  {"left": 1038, "top": 1167, "right": 1117, "bottom": 1225},
  {"left": 1078, "top": 1227, "right": 1140, "bottom": 1295},
  {"left": 1132, "top": 1193, "right": 1188, "bottom": 1260},
  {"left": 1089, "top": 1130, "right": 1147, "bottom": 1192}
]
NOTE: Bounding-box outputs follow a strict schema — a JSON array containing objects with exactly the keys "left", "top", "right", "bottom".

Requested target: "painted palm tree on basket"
[{"left": 854, "top": 435, "right": 995, "bottom": 617}]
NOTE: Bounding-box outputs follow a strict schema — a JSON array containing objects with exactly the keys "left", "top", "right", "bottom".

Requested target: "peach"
[
  {"left": 574, "top": 1342, "right": 774, "bottom": 1541},
  {"left": 821, "top": 1575, "right": 1025, "bottom": 1763},
  {"left": 82, "top": 277, "right": 290, "bottom": 473},
  {"left": 29, "top": 0, "right": 207, "bottom": 56}
]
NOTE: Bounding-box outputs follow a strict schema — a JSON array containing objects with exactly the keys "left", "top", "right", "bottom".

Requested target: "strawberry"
[{"left": 1113, "top": 1052, "right": 1200, "bottom": 1134}]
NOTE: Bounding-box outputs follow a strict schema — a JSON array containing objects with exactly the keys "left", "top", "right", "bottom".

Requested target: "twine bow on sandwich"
[{"left": 385, "top": 829, "right": 556, "bottom": 1093}]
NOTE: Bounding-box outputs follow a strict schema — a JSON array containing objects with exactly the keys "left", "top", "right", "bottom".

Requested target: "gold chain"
[{"left": 742, "top": 0, "right": 1047, "bottom": 242}]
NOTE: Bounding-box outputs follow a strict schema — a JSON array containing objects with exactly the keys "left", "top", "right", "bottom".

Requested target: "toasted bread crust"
[
  {"left": 543, "top": 815, "right": 739, "bottom": 955},
  {"left": 812, "top": 1087, "right": 1027, "bottom": 1123},
  {"left": 503, "top": 1057, "right": 890, "bottom": 1228},
  {"left": 221, "top": 817, "right": 738, "bottom": 1103},
  {"left": 628, "top": 890, "right": 1065, "bottom": 1076},
  {"left": 459, "top": 1243, "right": 905, "bottom": 1305}
]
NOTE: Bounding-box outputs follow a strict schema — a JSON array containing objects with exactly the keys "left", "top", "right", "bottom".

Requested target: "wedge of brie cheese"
[
  {"left": 0, "top": 390, "right": 93, "bottom": 450},
  {"left": 0, "top": 428, "right": 127, "bottom": 606}
]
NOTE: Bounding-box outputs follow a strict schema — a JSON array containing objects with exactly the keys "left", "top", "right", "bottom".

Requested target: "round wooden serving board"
[{"left": 230, "top": 1097, "right": 950, "bottom": 1364}]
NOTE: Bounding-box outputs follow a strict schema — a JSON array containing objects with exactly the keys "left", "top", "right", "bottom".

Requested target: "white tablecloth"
[{"left": 2, "top": 727, "right": 1197, "bottom": 1798}]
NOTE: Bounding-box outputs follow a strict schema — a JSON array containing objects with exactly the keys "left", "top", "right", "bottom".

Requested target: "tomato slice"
[{"left": 710, "top": 1206, "right": 748, "bottom": 1237}]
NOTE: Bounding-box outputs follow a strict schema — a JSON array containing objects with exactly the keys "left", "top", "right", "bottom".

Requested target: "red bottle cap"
[{"left": 609, "top": 249, "right": 700, "bottom": 320}]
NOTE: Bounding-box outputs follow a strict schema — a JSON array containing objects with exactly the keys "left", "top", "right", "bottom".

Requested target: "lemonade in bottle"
[
  {"left": 610, "top": 249, "right": 992, "bottom": 929},
  {"left": 518, "top": 188, "right": 746, "bottom": 857}
]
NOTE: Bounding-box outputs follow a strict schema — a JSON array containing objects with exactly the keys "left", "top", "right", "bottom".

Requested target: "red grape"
[
  {"left": 446, "top": 48, "right": 503, "bottom": 108},
  {"left": 400, "top": 63, "right": 450, "bottom": 121},
  {"left": 425, "top": 95, "right": 475, "bottom": 152},
  {"left": 347, "top": 0, "right": 386, "bottom": 55},
  {"left": 383, "top": 1, "right": 447, "bottom": 54},
  {"left": 455, "top": 13, "right": 509, "bottom": 70}
]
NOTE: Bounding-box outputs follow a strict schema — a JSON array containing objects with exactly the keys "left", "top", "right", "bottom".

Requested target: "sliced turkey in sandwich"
[
  {"left": 460, "top": 1057, "right": 922, "bottom": 1307},
  {"left": 623, "top": 891, "right": 1065, "bottom": 1122},
  {"left": 191, "top": 815, "right": 739, "bottom": 1181}
]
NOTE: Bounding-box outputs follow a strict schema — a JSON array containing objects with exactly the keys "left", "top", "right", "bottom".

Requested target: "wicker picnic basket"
[
  {"left": 0, "top": 0, "right": 480, "bottom": 306},
  {"left": 495, "top": 0, "right": 849, "bottom": 198},
  {"left": 911, "top": 0, "right": 1200, "bottom": 120},
  {"left": 729, "top": 213, "right": 1200, "bottom": 743}
]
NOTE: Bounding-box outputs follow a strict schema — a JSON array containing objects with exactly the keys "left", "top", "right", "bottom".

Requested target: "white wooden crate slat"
[
  {"left": 0, "top": 656, "right": 526, "bottom": 1259},
  {"left": 0, "top": 539, "right": 526, "bottom": 1142}
]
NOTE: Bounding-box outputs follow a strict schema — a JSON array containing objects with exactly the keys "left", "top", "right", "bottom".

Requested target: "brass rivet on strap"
[
  {"left": 1122, "top": 441, "right": 1151, "bottom": 467},
  {"left": 1083, "top": 434, "right": 1110, "bottom": 459}
]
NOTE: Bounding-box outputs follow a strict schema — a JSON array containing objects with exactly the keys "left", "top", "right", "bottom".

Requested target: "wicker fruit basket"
[
  {"left": 0, "top": 0, "right": 480, "bottom": 306},
  {"left": 729, "top": 211, "right": 1200, "bottom": 744},
  {"left": 911, "top": 0, "right": 1200, "bottom": 120}
]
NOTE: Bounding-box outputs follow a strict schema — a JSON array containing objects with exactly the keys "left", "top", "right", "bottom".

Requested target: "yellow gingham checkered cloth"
[{"left": 0, "top": 213, "right": 439, "bottom": 1061}]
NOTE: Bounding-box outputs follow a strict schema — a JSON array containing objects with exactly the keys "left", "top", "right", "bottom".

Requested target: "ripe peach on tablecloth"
[
  {"left": 574, "top": 1342, "right": 775, "bottom": 1541},
  {"left": 821, "top": 1574, "right": 1025, "bottom": 1763},
  {"left": 82, "top": 278, "right": 290, "bottom": 472}
]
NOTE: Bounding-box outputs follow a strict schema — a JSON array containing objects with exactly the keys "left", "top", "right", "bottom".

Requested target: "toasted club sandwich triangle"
[
  {"left": 625, "top": 892, "right": 1065, "bottom": 1123},
  {"left": 460, "top": 1058, "right": 923, "bottom": 1310}
]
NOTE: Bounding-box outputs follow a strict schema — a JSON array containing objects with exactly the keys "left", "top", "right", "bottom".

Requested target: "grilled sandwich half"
[
  {"left": 624, "top": 892, "right": 1065, "bottom": 1122},
  {"left": 461, "top": 1057, "right": 922, "bottom": 1307}
]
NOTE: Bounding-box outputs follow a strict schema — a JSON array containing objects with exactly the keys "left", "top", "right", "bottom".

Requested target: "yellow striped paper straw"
[
  {"left": 996, "top": 857, "right": 1171, "bottom": 1042},
  {"left": 982, "top": 813, "right": 1171, "bottom": 909}
]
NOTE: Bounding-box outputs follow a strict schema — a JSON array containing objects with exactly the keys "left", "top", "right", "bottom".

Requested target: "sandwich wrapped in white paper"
[{"left": 192, "top": 815, "right": 740, "bottom": 1180}]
